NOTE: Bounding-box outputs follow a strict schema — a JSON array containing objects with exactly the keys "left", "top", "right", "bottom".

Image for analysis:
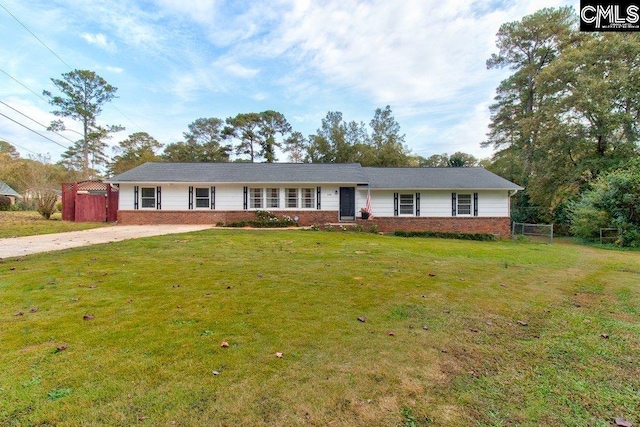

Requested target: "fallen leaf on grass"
[{"left": 615, "top": 418, "right": 632, "bottom": 427}]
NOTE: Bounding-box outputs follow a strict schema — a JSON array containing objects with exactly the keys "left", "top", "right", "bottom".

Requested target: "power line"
[
  {"left": 0, "top": 100, "right": 78, "bottom": 144},
  {"left": 0, "top": 67, "right": 47, "bottom": 102},
  {"left": 0, "top": 111, "right": 68, "bottom": 149},
  {"left": 0, "top": 135, "right": 38, "bottom": 155},
  {"left": 0, "top": 3, "right": 144, "bottom": 133},
  {"left": 0, "top": 2, "right": 74, "bottom": 70},
  {"left": 0, "top": 67, "right": 83, "bottom": 138}
]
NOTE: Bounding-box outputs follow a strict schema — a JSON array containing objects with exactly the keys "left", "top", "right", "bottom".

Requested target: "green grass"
[
  {"left": 0, "top": 211, "right": 109, "bottom": 238},
  {"left": 1, "top": 230, "right": 639, "bottom": 426}
]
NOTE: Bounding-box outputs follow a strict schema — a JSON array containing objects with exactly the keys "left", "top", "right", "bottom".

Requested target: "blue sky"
[{"left": 0, "top": 0, "right": 573, "bottom": 163}]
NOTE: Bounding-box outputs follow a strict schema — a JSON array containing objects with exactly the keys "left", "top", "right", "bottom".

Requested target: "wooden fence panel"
[
  {"left": 107, "top": 185, "right": 119, "bottom": 222},
  {"left": 61, "top": 183, "right": 77, "bottom": 221},
  {"left": 75, "top": 194, "right": 107, "bottom": 222}
]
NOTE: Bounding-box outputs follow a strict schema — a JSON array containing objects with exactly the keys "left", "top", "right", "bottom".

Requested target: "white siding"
[
  {"left": 118, "top": 184, "right": 511, "bottom": 217},
  {"left": 118, "top": 183, "right": 343, "bottom": 211},
  {"left": 365, "top": 190, "right": 511, "bottom": 217},
  {"left": 473, "top": 190, "right": 511, "bottom": 216}
]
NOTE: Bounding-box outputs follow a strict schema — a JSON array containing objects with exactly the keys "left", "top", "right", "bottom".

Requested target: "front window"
[
  {"left": 457, "top": 194, "right": 472, "bottom": 215},
  {"left": 195, "top": 187, "right": 209, "bottom": 208},
  {"left": 266, "top": 188, "right": 279, "bottom": 208},
  {"left": 141, "top": 187, "right": 155, "bottom": 208},
  {"left": 286, "top": 188, "right": 298, "bottom": 208},
  {"left": 250, "top": 188, "right": 262, "bottom": 209},
  {"left": 302, "top": 188, "right": 314, "bottom": 208},
  {"left": 399, "top": 194, "right": 414, "bottom": 215}
]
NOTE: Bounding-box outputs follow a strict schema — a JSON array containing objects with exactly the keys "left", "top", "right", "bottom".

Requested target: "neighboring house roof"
[
  {"left": 363, "top": 167, "right": 524, "bottom": 190},
  {"left": 108, "top": 162, "right": 523, "bottom": 190},
  {"left": 0, "top": 180, "right": 19, "bottom": 197},
  {"left": 109, "top": 162, "right": 368, "bottom": 184}
]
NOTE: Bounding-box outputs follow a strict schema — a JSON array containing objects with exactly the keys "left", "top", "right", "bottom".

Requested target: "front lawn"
[
  {"left": 1, "top": 230, "right": 638, "bottom": 426},
  {"left": 0, "top": 211, "right": 109, "bottom": 238}
]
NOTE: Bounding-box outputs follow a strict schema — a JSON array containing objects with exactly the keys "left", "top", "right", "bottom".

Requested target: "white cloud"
[
  {"left": 81, "top": 32, "right": 117, "bottom": 53},
  {"left": 106, "top": 66, "right": 124, "bottom": 73},
  {"left": 212, "top": 58, "right": 260, "bottom": 78}
]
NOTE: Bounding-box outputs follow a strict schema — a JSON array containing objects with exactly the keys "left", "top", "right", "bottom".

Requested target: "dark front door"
[{"left": 339, "top": 187, "right": 355, "bottom": 221}]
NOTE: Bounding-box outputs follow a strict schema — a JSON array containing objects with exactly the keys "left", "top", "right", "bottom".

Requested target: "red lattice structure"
[{"left": 61, "top": 181, "right": 119, "bottom": 222}]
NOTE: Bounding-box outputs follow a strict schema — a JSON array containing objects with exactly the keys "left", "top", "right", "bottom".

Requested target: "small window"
[
  {"left": 399, "top": 194, "right": 414, "bottom": 215},
  {"left": 250, "top": 188, "right": 262, "bottom": 209},
  {"left": 266, "top": 188, "right": 279, "bottom": 208},
  {"left": 195, "top": 187, "right": 209, "bottom": 208},
  {"left": 141, "top": 187, "right": 155, "bottom": 208},
  {"left": 302, "top": 188, "right": 314, "bottom": 208},
  {"left": 457, "top": 194, "right": 472, "bottom": 215},
  {"left": 286, "top": 188, "right": 298, "bottom": 208}
]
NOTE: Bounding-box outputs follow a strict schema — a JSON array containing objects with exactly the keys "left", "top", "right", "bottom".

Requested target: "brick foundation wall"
[
  {"left": 118, "top": 210, "right": 511, "bottom": 237},
  {"left": 356, "top": 216, "right": 511, "bottom": 237},
  {"left": 117, "top": 210, "right": 339, "bottom": 226}
]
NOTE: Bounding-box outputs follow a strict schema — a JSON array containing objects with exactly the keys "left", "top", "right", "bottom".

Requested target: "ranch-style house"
[{"left": 108, "top": 162, "right": 523, "bottom": 236}]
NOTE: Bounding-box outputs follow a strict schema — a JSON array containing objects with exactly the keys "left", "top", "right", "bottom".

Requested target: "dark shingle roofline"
[{"left": 107, "top": 162, "right": 523, "bottom": 190}]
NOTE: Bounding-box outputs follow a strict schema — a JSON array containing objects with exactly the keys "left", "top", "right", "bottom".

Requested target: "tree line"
[
  {"left": 2, "top": 66, "right": 481, "bottom": 194},
  {"left": 483, "top": 6, "right": 640, "bottom": 244}
]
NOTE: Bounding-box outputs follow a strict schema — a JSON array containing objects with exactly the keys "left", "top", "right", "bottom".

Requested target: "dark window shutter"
[
  {"left": 416, "top": 192, "right": 420, "bottom": 217},
  {"left": 394, "top": 192, "right": 399, "bottom": 216},
  {"left": 316, "top": 187, "right": 321, "bottom": 210},
  {"left": 188, "top": 186, "right": 194, "bottom": 210},
  {"left": 134, "top": 186, "right": 139, "bottom": 210},
  {"left": 156, "top": 186, "right": 162, "bottom": 210},
  {"left": 211, "top": 186, "right": 216, "bottom": 210},
  {"left": 243, "top": 186, "right": 248, "bottom": 210},
  {"left": 452, "top": 193, "right": 457, "bottom": 216},
  {"left": 473, "top": 193, "right": 478, "bottom": 216}
]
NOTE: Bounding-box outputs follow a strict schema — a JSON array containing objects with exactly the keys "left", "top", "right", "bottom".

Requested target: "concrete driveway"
[{"left": 0, "top": 225, "right": 213, "bottom": 259}]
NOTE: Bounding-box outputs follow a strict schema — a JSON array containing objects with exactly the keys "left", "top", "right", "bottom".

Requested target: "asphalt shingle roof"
[
  {"left": 109, "top": 162, "right": 368, "bottom": 184},
  {"left": 363, "top": 167, "right": 523, "bottom": 190},
  {"left": 108, "top": 162, "right": 523, "bottom": 190},
  {"left": 0, "top": 180, "right": 19, "bottom": 196}
]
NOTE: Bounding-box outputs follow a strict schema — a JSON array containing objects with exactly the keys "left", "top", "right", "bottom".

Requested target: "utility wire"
[
  {"left": 0, "top": 111, "right": 68, "bottom": 149},
  {"left": 0, "top": 100, "right": 78, "bottom": 144},
  {"left": 0, "top": 2, "right": 74, "bottom": 70},
  {"left": 0, "top": 135, "right": 38, "bottom": 154},
  {"left": 0, "top": 67, "right": 47, "bottom": 102},
  {"left": 0, "top": 3, "right": 144, "bottom": 133},
  {"left": 0, "top": 68, "right": 82, "bottom": 137}
]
